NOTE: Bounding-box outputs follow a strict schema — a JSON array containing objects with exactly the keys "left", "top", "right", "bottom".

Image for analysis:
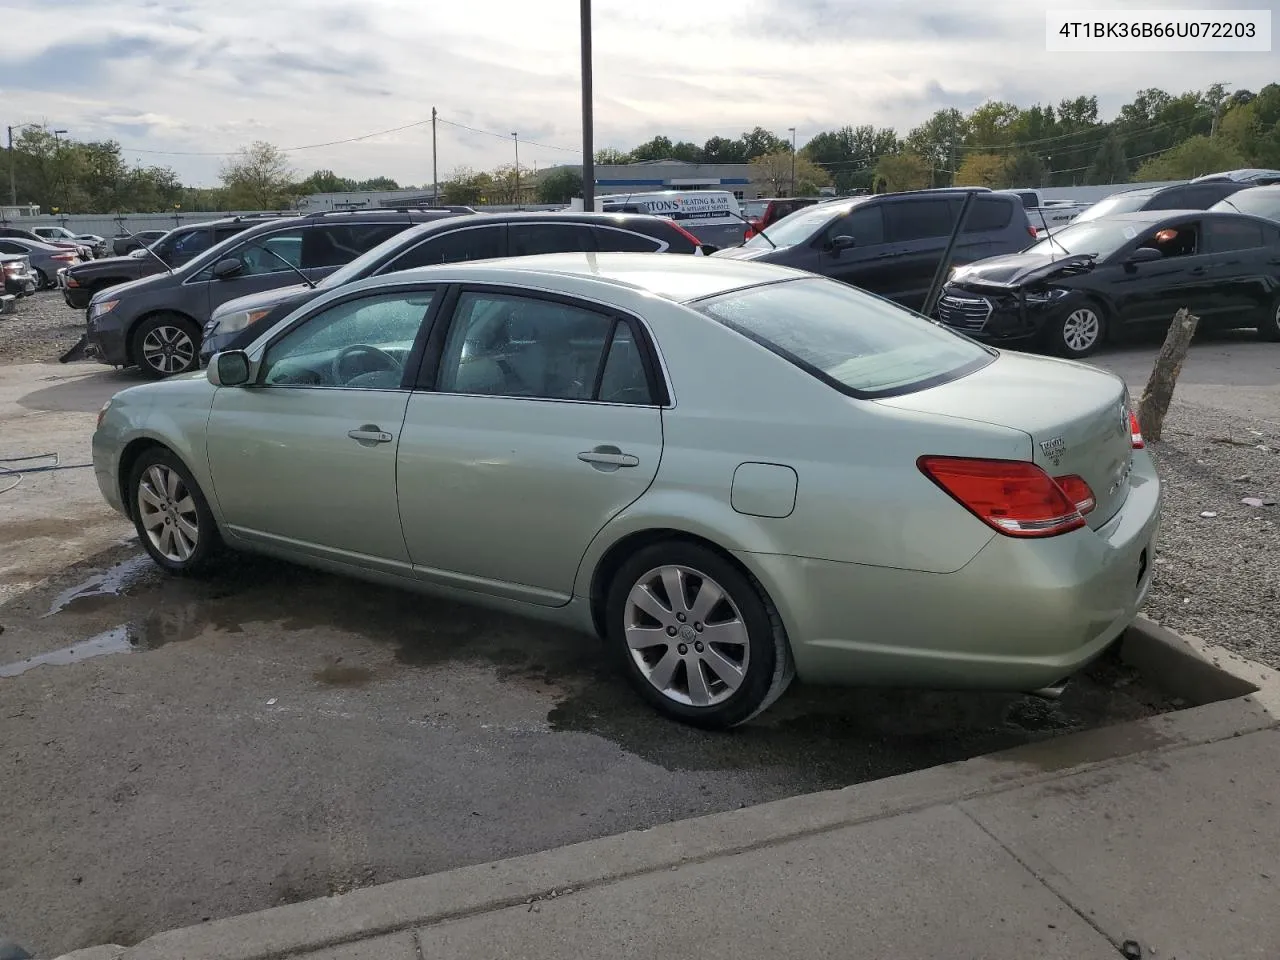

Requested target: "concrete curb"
[{"left": 53, "top": 688, "right": 1276, "bottom": 960}]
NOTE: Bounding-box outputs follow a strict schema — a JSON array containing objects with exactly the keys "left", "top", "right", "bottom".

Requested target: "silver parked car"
[
  {"left": 0, "top": 236, "right": 84, "bottom": 288},
  {"left": 91, "top": 254, "right": 1161, "bottom": 727}
]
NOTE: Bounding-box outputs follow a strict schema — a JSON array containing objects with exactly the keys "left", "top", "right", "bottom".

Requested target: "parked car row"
[
  {"left": 1, "top": 252, "right": 38, "bottom": 296},
  {"left": 0, "top": 234, "right": 88, "bottom": 288}
]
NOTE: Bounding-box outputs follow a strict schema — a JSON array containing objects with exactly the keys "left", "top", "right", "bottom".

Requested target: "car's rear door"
[
  {"left": 396, "top": 286, "right": 664, "bottom": 605},
  {"left": 880, "top": 197, "right": 995, "bottom": 310},
  {"left": 1201, "top": 216, "right": 1278, "bottom": 326},
  {"left": 507, "top": 221, "right": 597, "bottom": 255}
]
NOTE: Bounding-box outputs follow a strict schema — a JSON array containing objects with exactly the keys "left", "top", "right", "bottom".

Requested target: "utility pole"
[
  {"left": 580, "top": 0, "right": 595, "bottom": 211},
  {"left": 431, "top": 107, "right": 438, "bottom": 204},
  {"left": 512, "top": 132, "right": 520, "bottom": 208},
  {"left": 788, "top": 126, "right": 796, "bottom": 197},
  {"left": 7, "top": 125, "right": 15, "bottom": 207}
]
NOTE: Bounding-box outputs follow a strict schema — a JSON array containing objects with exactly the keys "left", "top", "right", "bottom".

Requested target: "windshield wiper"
[
  {"left": 252, "top": 244, "right": 316, "bottom": 288},
  {"left": 728, "top": 210, "right": 775, "bottom": 248}
]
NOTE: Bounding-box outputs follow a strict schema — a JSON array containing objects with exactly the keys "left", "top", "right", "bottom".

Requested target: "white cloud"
[{"left": 0, "top": 0, "right": 1272, "bottom": 186}]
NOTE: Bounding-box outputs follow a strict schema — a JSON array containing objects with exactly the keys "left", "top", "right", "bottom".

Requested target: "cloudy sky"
[{"left": 1, "top": 0, "right": 1274, "bottom": 187}]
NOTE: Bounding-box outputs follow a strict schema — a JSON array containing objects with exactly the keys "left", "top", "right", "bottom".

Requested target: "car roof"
[{"left": 349, "top": 252, "right": 808, "bottom": 303}]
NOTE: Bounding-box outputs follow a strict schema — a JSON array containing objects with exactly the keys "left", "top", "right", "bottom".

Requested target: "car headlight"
[
  {"left": 949, "top": 265, "right": 975, "bottom": 283},
  {"left": 1023, "top": 288, "right": 1069, "bottom": 303},
  {"left": 96, "top": 398, "right": 113, "bottom": 430},
  {"left": 89, "top": 299, "right": 119, "bottom": 318},
  {"left": 212, "top": 308, "right": 272, "bottom": 336}
]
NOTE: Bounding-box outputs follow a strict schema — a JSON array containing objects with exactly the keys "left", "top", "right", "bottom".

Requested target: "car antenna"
[{"left": 250, "top": 243, "right": 316, "bottom": 288}]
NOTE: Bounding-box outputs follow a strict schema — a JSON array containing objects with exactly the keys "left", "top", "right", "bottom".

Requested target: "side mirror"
[
  {"left": 827, "top": 234, "right": 856, "bottom": 255},
  {"left": 212, "top": 257, "right": 243, "bottom": 280},
  {"left": 1126, "top": 246, "right": 1163, "bottom": 264},
  {"left": 208, "top": 350, "right": 251, "bottom": 387}
]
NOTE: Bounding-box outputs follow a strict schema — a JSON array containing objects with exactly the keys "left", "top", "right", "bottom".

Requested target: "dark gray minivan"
[{"left": 712, "top": 188, "right": 1036, "bottom": 311}]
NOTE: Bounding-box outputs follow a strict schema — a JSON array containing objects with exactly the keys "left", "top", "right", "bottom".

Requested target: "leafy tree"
[
  {"left": 628, "top": 136, "right": 675, "bottom": 161},
  {"left": 441, "top": 167, "right": 492, "bottom": 205},
  {"left": 668, "top": 141, "right": 703, "bottom": 163},
  {"left": 300, "top": 169, "right": 356, "bottom": 193},
  {"left": 1086, "top": 135, "right": 1129, "bottom": 184},
  {"left": 803, "top": 125, "right": 899, "bottom": 192},
  {"left": 954, "top": 153, "right": 1007, "bottom": 188},
  {"left": 219, "top": 141, "right": 298, "bottom": 209},
  {"left": 748, "top": 151, "right": 830, "bottom": 195},
  {"left": 537, "top": 167, "right": 583, "bottom": 203},
  {"left": 739, "top": 126, "right": 790, "bottom": 160},
  {"left": 1003, "top": 151, "right": 1048, "bottom": 187},
  {"left": 874, "top": 152, "right": 932, "bottom": 192},
  {"left": 906, "top": 109, "right": 966, "bottom": 185},
  {"left": 702, "top": 136, "right": 746, "bottom": 163},
  {"left": 1134, "top": 135, "right": 1246, "bottom": 180},
  {"left": 354, "top": 176, "right": 400, "bottom": 191},
  {"left": 594, "top": 148, "right": 631, "bottom": 165}
]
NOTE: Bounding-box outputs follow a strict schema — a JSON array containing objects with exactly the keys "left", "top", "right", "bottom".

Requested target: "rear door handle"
[
  {"left": 578, "top": 447, "right": 639, "bottom": 468},
  {"left": 1189, "top": 266, "right": 1208, "bottom": 276},
  {"left": 348, "top": 426, "right": 394, "bottom": 445}
]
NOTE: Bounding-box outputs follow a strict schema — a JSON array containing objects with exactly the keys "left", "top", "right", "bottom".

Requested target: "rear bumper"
[{"left": 739, "top": 451, "right": 1163, "bottom": 691}]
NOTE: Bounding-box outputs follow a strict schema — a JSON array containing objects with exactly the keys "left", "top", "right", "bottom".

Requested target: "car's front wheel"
[
  {"left": 1259, "top": 297, "right": 1280, "bottom": 342},
  {"left": 606, "top": 541, "right": 794, "bottom": 728},
  {"left": 133, "top": 312, "right": 201, "bottom": 379},
  {"left": 128, "top": 447, "right": 220, "bottom": 574},
  {"left": 1049, "top": 302, "right": 1107, "bottom": 359}
]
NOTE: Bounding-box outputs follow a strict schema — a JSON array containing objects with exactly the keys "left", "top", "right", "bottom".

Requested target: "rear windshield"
[
  {"left": 1073, "top": 192, "right": 1152, "bottom": 223},
  {"left": 692, "top": 277, "right": 993, "bottom": 398},
  {"left": 1212, "top": 189, "right": 1280, "bottom": 220}
]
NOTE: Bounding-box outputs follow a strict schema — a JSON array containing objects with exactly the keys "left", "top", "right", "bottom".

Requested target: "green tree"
[
  {"left": 804, "top": 125, "right": 899, "bottom": 192},
  {"left": 628, "top": 136, "right": 675, "bottom": 161},
  {"left": 906, "top": 109, "right": 966, "bottom": 185},
  {"left": 594, "top": 148, "right": 631, "bottom": 165},
  {"left": 441, "top": 167, "right": 493, "bottom": 205},
  {"left": 1086, "top": 135, "right": 1129, "bottom": 184},
  {"left": 874, "top": 152, "right": 932, "bottom": 192},
  {"left": 739, "top": 126, "right": 789, "bottom": 160},
  {"left": 219, "top": 141, "right": 298, "bottom": 209},
  {"left": 1003, "top": 151, "right": 1048, "bottom": 187},
  {"left": 1134, "top": 135, "right": 1246, "bottom": 180},
  {"left": 300, "top": 169, "right": 356, "bottom": 193},
  {"left": 702, "top": 136, "right": 746, "bottom": 163},
  {"left": 353, "top": 176, "right": 400, "bottom": 191},
  {"left": 954, "top": 152, "right": 1007, "bottom": 188},
  {"left": 748, "top": 151, "right": 830, "bottom": 195},
  {"left": 537, "top": 167, "right": 583, "bottom": 203}
]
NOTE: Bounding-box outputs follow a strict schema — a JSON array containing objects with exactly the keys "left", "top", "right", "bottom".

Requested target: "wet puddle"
[
  {"left": 0, "top": 624, "right": 141, "bottom": 677},
  {"left": 42, "top": 554, "right": 157, "bottom": 617}
]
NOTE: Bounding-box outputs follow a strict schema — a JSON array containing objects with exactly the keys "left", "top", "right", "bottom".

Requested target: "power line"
[
  {"left": 434, "top": 118, "right": 578, "bottom": 154},
  {"left": 952, "top": 111, "right": 1213, "bottom": 154}
]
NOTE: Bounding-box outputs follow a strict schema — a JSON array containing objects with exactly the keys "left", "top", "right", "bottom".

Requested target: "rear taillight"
[
  {"left": 917, "top": 456, "right": 1087, "bottom": 538},
  {"left": 52, "top": 252, "right": 77, "bottom": 261},
  {"left": 1053, "top": 474, "right": 1096, "bottom": 515},
  {"left": 1027, "top": 225, "right": 1038, "bottom": 238},
  {"left": 1129, "top": 411, "right": 1145, "bottom": 448},
  {"left": 667, "top": 222, "right": 704, "bottom": 251}
]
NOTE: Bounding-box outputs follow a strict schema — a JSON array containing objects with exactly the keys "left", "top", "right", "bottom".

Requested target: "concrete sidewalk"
[{"left": 52, "top": 653, "right": 1280, "bottom": 960}]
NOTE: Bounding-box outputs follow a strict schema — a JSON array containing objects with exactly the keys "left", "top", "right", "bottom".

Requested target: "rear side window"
[
  {"left": 388, "top": 227, "right": 506, "bottom": 269},
  {"left": 594, "top": 226, "right": 665, "bottom": 253},
  {"left": 884, "top": 199, "right": 954, "bottom": 242},
  {"left": 166, "top": 228, "right": 214, "bottom": 260},
  {"left": 304, "top": 223, "right": 407, "bottom": 268},
  {"left": 508, "top": 223, "right": 597, "bottom": 256},
  {"left": 962, "top": 197, "right": 1014, "bottom": 233},
  {"left": 214, "top": 225, "right": 248, "bottom": 243},
  {"left": 693, "top": 277, "right": 992, "bottom": 398},
  {"left": 1206, "top": 218, "right": 1265, "bottom": 252}
]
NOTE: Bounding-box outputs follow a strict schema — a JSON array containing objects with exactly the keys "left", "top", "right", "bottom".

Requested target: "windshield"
[
  {"left": 693, "top": 277, "right": 992, "bottom": 397},
  {"left": 1073, "top": 192, "right": 1152, "bottom": 223},
  {"left": 1027, "top": 219, "right": 1148, "bottom": 259},
  {"left": 1211, "top": 190, "right": 1280, "bottom": 220},
  {"left": 743, "top": 204, "right": 842, "bottom": 249}
]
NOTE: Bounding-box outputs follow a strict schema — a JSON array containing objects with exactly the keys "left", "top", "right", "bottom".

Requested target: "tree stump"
[{"left": 1137, "top": 307, "right": 1199, "bottom": 442}]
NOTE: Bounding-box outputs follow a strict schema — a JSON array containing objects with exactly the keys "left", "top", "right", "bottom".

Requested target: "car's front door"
[
  {"left": 397, "top": 287, "right": 664, "bottom": 604},
  {"left": 1108, "top": 220, "right": 1221, "bottom": 330},
  {"left": 205, "top": 286, "right": 442, "bottom": 570},
  {"left": 816, "top": 203, "right": 892, "bottom": 296},
  {"left": 192, "top": 226, "right": 315, "bottom": 320}
]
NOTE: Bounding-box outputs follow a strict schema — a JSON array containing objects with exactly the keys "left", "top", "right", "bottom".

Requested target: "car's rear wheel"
[
  {"left": 33, "top": 267, "right": 50, "bottom": 290},
  {"left": 1259, "top": 297, "right": 1280, "bottom": 342},
  {"left": 1049, "top": 302, "right": 1106, "bottom": 359},
  {"left": 128, "top": 448, "right": 220, "bottom": 574},
  {"left": 606, "top": 541, "right": 794, "bottom": 728},
  {"left": 133, "top": 312, "right": 200, "bottom": 379}
]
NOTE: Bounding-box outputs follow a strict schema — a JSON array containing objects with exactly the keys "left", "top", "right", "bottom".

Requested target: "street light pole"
[
  {"left": 788, "top": 126, "right": 796, "bottom": 197},
  {"left": 431, "top": 106, "right": 438, "bottom": 205},
  {"left": 511, "top": 132, "right": 520, "bottom": 208},
  {"left": 580, "top": 0, "right": 595, "bottom": 211}
]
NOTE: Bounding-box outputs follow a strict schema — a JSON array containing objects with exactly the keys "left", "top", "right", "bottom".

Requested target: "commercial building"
[{"left": 591, "top": 160, "right": 759, "bottom": 199}]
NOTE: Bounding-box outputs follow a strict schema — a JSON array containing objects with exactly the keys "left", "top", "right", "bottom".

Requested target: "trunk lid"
[{"left": 879, "top": 351, "right": 1134, "bottom": 528}]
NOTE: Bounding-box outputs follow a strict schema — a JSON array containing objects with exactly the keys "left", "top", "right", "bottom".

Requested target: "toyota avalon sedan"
[{"left": 92, "top": 254, "right": 1161, "bottom": 728}]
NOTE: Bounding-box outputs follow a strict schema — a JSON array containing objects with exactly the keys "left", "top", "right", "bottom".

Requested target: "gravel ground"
[
  {"left": 0, "top": 290, "right": 85, "bottom": 365},
  {"left": 1141, "top": 399, "right": 1280, "bottom": 668}
]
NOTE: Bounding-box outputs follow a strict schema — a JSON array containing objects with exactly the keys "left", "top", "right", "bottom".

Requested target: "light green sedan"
[{"left": 92, "top": 253, "right": 1162, "bottom": 728}]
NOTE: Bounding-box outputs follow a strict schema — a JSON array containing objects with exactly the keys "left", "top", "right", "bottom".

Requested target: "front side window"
[
  {"left": 261, "top": 290, "right": 436, "bottom": 388},
  {"left": 828, "top": 204, "right": 884, "bottom": 246},
  {"left": 693, "top": 277, "right": 992, "bottom": 398},
  {"left": 508, "top": 223, "right": 597, "bottom": 256},
  {"left": 437, "top": 292, "right": 638, "bottom": 402},
  {"left": 387, "top": 227, "right": 505, "bottom": 270}
]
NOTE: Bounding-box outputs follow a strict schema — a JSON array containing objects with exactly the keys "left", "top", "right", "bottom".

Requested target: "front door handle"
[
  {"left": 578, "top": 446, "right": 639, "bottom": 469},
  {"left": 348, "top": 425, "right": 394, "bottom": 445},
  {"left": 1189, "top": 266, "right": 1208, "bottom": 276}
]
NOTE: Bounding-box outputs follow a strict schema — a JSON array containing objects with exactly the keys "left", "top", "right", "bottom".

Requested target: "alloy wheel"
[
  {"left": 137, "top": 464, "right": 199, "bottom": 562},
  {"left": 623, "top": 565, "right": 750, "bottom": 707},
  {"left": 141, "top": 325, "right": 196, "bottom": 375},
  {"left": 1062, "top": 308, "right": 1101, "bottom": 353}
]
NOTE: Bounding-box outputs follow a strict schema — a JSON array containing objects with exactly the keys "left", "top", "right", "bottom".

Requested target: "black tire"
[
  {"left": 1047, "top": 300, "right": 1107, "bottom": 359},
  {"left": 128, "top": 447, "right": 221, "bottom": 575},
  {"left": 605, "top": 541, "right": 794, "bottom": 729},
  {"left": 33, "top": 268, "right": 50, "bottom": 290},
  {"left": 1259, "top": 297, "right": 1280, "bottom": 342},
  {"left": 131, "top": 312, "right": 201, "bottom": 379}
]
